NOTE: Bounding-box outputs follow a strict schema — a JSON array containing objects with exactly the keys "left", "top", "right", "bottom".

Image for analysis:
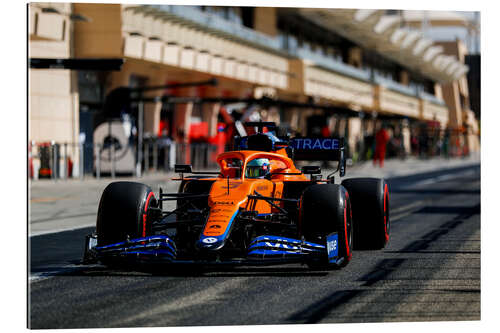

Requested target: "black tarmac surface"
[{"left": 29, "top": 164, "right": 480, "bottom": 328}]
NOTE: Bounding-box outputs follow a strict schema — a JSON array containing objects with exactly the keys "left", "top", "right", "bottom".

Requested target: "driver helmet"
[{"left": 245, "top": 158, "right": 270, "bottom": 178}]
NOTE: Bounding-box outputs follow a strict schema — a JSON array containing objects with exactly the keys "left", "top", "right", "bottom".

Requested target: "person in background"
[
  {"left": 157, "top": 124, "right": 174, "bottom": 171},
  {"left": 373, "top": 123, "right": 390, "bottom": 167},
  {"left": 419, "top": 125, "right": 429, "bottom": 158},
  {"left": 442, "top": 128, "right": 450, "bottom": 158},
  {"left": 411, "top": 127, "right": 419, "bottom": 157},
  {"left": 364, "top": 134, "right": 375, "bottom": 161}
]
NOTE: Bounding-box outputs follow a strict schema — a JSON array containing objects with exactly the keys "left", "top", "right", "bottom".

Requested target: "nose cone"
[
  {"left": 196, "top": 236, "right": 225, "bottom": 250},
  {"left": 196, "top": 206, "right": 240, "bottom": 251}
]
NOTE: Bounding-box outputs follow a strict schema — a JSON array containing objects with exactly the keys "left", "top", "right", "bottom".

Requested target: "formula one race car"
[{"left": 83, "top": 122, "right": 390, "bottom": 269}]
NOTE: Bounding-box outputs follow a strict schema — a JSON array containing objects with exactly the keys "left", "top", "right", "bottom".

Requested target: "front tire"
[
  {"left": 300, "top": 184, "right": 353, "bottom": 268},
  {"left": 341, "top": 178, "right": 389, "bottom": 250},
  {"left": 96, "top": 181, "right": 157, "bottom": 246}
]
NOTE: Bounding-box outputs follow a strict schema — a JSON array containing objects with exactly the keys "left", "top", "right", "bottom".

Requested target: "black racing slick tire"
[
  {"left": 341, "top": 178, "right": 389, "bottom": 250},
  {"left": 96, "top": 181, "right": 157, "bottom": 246},
  {"left": 300, "top": 184, "right": 353, "bottom": 268}
]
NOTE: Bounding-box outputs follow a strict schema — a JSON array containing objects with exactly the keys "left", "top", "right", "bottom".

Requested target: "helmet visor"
[{"left": 246, "top": 166, "right": 263, "bottom": 178}]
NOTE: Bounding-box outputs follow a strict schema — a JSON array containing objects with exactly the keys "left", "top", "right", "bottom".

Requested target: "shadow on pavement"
[
  {"left": 286, "top": 203, "right": 480, "bottom": 324},
  {"left": 288, "top": 289, "right": 363, "bottom": 324}
]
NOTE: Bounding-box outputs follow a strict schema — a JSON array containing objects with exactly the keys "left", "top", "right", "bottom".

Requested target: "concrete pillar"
[
  {"left": 143, "top": 75, "right": 166, "bottom": 137},
  {"left": 363, "top": 117, "right": 373, "bottom": 136},
  {"left": 71, "top": 93, "right": 80, "bottom": 177},
  {"left": 348, "top": 117, "right": 362, "bottom": 158},
  {"left": 298, "top": 109, "right": 314, "bottom": 136},
  {"left": 463, "top": 110, "right": 480, "bottom": 153},
  {"left": 402, "top": 126, "right": 411, "bottom": 154},
  {"left": 373, "top": 86, "right": 381, "bottom": 113},
  {"left": 268, "top": 107, "right": 281, "bottom": 124},
  {"left": 202, "top": 103, "right": 220, "bottom": 138},
  {"left": 283, "top": 108, "right": 300, "bottom": 132},
  {"left": 253, "top": 8, "right": 277, "bottom": 37},
  {"left": 348, "top": 47, "right": 363, "bottom": 68},
  {"left": 443, "top": 81, "right": 463, "bottom": 128},
  {"left": 434, "top": 83, "right": 443, "bottom": 100},
  {"left": 174, "top": 102, "right": 193, "bottom": 143},
  {"left": 107, "top": 69, "right": 130, "bottom": 92},
  {"left": 338, "top": 117, "right": 347, "bottom": 137},
  {"left": 328, "top": 116, "right": 337, "bottom": 135},
  {"left": 399, "top": 70, "right": 410, "bottom": 85},
  {"left": 287, "top": 60, "right": 305, "bottom": 95},
  {"left": 144, "top": 102, "right": 161, "bottom": 136},
  {"left": 259, "top": 108, "right": 270, "bottom": 122},
  {"left": 442, "top": 81, "right": 463, "bottom": 155}
]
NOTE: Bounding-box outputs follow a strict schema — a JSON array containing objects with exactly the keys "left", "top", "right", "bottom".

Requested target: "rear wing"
[{"left": 290, "top": 137, "right": 346, "bottom": 177}]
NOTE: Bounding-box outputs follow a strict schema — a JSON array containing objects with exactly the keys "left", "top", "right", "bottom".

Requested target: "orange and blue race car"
[{"left": 83, "top": 122, "right": 390, "bottom": 269}]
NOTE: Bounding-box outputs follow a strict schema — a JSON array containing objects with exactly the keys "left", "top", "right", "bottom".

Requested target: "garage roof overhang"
[{"left": 297, "top": 8, "right": 469, "bottom": 83}]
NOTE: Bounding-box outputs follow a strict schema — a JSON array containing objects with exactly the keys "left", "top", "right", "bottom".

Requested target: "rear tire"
[
  {"left": 96, "top": 181, "right": 157, "bottom": 246},
  {"left": 300, "top": 184, "right": 353, "bottom": 268},
  {"left": 341, "top": 178, "right": 389, "bottom": 250}
]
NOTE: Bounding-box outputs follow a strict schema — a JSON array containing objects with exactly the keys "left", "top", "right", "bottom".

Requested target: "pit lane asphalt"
[{"left": 28, "top": 164, "right": 480, "bottom": 328}]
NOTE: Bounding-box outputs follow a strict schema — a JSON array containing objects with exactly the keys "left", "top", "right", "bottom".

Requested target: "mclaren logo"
[{"left": 202, "top": 237, "right": 218, "bottom": 244}]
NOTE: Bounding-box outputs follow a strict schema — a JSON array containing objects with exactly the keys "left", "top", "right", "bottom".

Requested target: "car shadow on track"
[{"left": 288, "top": 289, "right": 363, "bottom": 324}]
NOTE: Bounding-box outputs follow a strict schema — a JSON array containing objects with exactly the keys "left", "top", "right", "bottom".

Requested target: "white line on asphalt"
[
  {"left": 411, "top": 174, "right": 456, "bottom": 187},
  {"left": 30, "top": 270, "right": 68, "bottom": 283},
  {"left": 391, "top": 201, "right": 425, "bottom": 215},
  {"left": 409, "top": 169, "right": 477, "bottom": 187},
  {"left": 390, "top": 200, "right": 429, "bottom": 222},
  {"left": 111, "top": 276, "right": 251, "bottom": 326},
  {"left": 29, "top": 264, "right": 100, "bottom": 283},
  {"left": 391, "top": 211, "right": 416, "bottom": 222},
  {"left": 388, "top": 167, "right": 478, "bottom": 222},
  {"left": 30, "top": 223, "right": 95, "bottom": 237}
]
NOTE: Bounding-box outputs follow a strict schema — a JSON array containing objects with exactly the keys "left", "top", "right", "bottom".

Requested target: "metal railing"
[
  {"left": 293, "top": 47, "right": 372, "bottom": 82},
  {"left": 373, "top": 74, "right": 418, "bottom": 97},
  {"left": 149, "top": 5, "right": 282, "bottom": 51},
  {"left": 29, "top": 130, "right": 471, "bottom": 181},
  {"left": 419, "top": 90, "right": 446, "bottom": 106},
  {"left": 29, "top": 139, "right": 222, "bottom": 181},
  {"left": 29, "top": 141, "right": 82, "bottom": 181}
]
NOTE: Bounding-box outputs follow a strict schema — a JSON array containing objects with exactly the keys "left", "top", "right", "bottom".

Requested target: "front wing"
[{"left": 83, "top": 233, "right": 342, "bottom": 267}]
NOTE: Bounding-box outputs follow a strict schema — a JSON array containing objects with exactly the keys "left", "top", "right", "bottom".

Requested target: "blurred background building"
[{"left": 28, "top": 3, "right": 481, "bottom": 178}]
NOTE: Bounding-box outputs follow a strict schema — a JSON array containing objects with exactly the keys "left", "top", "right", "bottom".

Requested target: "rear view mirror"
[
  {"left": 339, "top": 148, "right": 346, "bottom": 177},
  {"left": 301, "top": 165, "right": 321, "bottom": 175},
  {"left": 174, "top": 164, "right": 192, "bottom": 174}
]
